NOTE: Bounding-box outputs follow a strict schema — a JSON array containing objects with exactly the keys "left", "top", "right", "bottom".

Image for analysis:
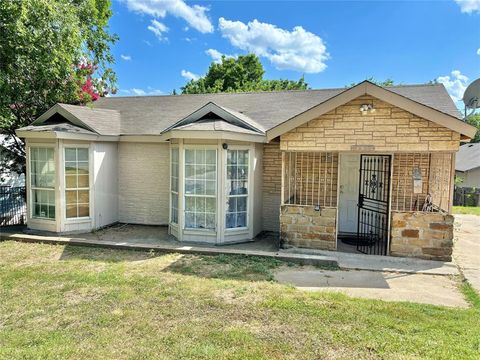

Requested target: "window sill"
[{"left": 65, "top": 217, "right": 91, "bottom": 224}]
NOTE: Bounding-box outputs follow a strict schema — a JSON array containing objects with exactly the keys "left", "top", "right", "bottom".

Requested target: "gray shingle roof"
[
  {"left": 173, "top": 119, "right": 263, "bottom": 135},
  {"left": 26, "top": 82, "right": 463, "bottom": 136},
  {"left": 92, "top": 83, "right": 461, "bottom": 135},
  {"left": 18, "top": 122, "right": 97, "bottom": 135},
  {"left": 456, "top": 143, "right": 480, "bottom": 172}
]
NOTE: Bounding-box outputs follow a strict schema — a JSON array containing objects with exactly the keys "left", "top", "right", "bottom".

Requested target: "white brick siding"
[{"left": 118, "top": 142, "right": 170, "bottom": 225}]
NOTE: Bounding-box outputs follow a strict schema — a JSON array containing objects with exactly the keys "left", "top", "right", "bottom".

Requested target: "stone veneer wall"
[
  {"left": 280, "top": 205, "right": 336, "bottom": 250},
  {"left": 390, "top": 211, "right": 454, "bottom": 261},
  {"left": 280, "top": 95, "right": 460, "bottom": 152}
]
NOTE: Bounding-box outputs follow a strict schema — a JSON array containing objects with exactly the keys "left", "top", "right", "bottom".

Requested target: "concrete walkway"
[
  {"left": 283, "top": 247, "right": 459, "bottom": 276},
  {"left": 275, "top": 268, "right": 468, "bottom": 308},
  {"left": 453, "top": 214, "right": 480, "bottom": 292},
  {"left": 0, "top": 226, "right": 336, "bottom": 267}
]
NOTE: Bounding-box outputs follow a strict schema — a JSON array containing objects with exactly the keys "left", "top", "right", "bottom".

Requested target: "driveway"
[{"left": 453, "top": 214, "right": 480, "bottom": 292}]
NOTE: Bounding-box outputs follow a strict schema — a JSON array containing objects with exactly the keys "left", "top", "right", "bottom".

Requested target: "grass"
[
  {"left": 1, "top": 241, "right": 480, "bottom": 359},
  {"left": 452, "top": 206, "right": 480, "bottom": 215}
]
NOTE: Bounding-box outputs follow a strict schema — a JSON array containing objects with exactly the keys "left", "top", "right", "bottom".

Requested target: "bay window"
[
  {"left": 226, "top": 150, "right": 249, "bottom": 229},
  {"left": 184, "top": 149, "right": 216, "bottom": 230},
  {"left": 64, "top": 147, "right": 90, "bottom": 218},
  {"left": 30, "top": 147, "right": 55, "bottom": 219}
]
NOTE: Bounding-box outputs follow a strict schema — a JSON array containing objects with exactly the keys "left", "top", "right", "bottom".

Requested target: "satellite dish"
[{"left": 463, "top": 78, "right": 480, "bottom": 118}]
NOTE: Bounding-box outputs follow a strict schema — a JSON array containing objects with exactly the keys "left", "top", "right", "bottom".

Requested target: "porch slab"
[
  {"left": 0, "top": 224, "right": 337, "bottom": 268},
  {"left": 274, "top": 269, "right": 468, "bottom": 308}
]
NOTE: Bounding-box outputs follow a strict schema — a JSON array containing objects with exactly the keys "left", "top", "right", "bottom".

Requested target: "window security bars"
[{"left": 283, "top": 152, "right": 338, "bottom": 207}]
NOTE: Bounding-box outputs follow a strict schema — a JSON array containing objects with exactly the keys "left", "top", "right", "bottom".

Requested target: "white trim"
[
  {"left": 16, "top": 130, "right": 118, "bottom": 142},
  {"left": 164, "top": 130, "right": 266, "bottom": 143}
]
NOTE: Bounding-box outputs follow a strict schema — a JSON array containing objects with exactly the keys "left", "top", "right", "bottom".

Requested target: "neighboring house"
[
  {"left": 455, "top": 143, "right": 480, "bottom": 188},
  {"left": 15, "top": 81, "right": 477, "bottom": 261}
]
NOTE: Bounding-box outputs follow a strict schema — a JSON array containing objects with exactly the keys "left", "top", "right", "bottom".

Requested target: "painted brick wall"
[
  {"left": 262, "top": 142, "right": 282, "bottom": 231},
  {"left": 118, "top": 142, "right": 170, "bottom": 225},
  {"left": 280, "top": 95, "right": 461, "bottom": 152}
]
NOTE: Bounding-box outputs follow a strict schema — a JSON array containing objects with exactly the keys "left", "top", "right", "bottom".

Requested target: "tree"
[
  {"left": 0, "top": 0, "right": 117, "bottom": 175},
  {"left": 348, "top": 77, "right": 395, "bottom": 87},
  {"left": 181, "top": 54, "right": 308, "bottom": 94},
  {"left": 465, "top": 113, "right": 480, "bottom": 143}
]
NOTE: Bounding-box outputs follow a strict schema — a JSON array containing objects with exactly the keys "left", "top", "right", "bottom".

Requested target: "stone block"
[{"left": 401, "top": 229, "right": 419, "bottom": 238}]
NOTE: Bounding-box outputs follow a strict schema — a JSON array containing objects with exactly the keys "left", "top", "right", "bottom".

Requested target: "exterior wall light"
[{"left": 360, "top": 103, "right": 375, "bottom": 114}]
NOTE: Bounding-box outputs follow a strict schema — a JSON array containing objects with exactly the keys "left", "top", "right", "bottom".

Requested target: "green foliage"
[
  {"left": 181, "top": 54, "right": 308, "bottom": 94},
  {"left": 348, "top": 77, "right": 396, "bottom": 87},
  {"left": 0, "top": 0, "right": 117, "bottom": 174},
  {"left": 465, "top": 113, "right": 480, "bottom": 143}
]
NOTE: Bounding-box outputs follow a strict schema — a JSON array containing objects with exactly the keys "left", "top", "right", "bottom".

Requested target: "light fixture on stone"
[{"left": 360, "top": 103, "right": 375, "bottom": 115}]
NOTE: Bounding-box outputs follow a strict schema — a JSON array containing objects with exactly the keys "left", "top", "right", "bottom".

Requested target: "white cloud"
[
  {"left": 120, "top": 88, "right": 164, "bottom": 96},
  {"left": 437, "top": 70, "right": 469, "bottom": 102},
  {"left": 454, "top": 0, "right": 480, "bottom": 13},
  {"left": 121, "top": 54, "right": 132, "bottom": 61},
  {"left": 181, "top": 70, "right": 200, "bottom": 81},
  {"left": 205, "top": 48, "right": 236, "bottom": 63},
  {"left": 477, "top": 48, "right": 480, "bottom": 55},
  {"left": 218, "top": 18, "right": 329, "bottom": 73},
  {"left": 123, "top": 0, "right": 213, "bottom": 33},
  {"left": 148, "top": 19, "right": 169, "bottom": 41}
]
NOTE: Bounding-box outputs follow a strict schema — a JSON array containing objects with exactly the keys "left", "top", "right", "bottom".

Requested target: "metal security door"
[{"left": 357, "top": 155, "right": 391, "bottom": 255}]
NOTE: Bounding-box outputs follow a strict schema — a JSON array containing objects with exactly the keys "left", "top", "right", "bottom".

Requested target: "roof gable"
[
  {"left": 162, "top": 102, "right": 265, "bottom": 134},
  {"left": 266, "top": 81, "right": 477, "bottom": 141},
  {"left": 33, "top": 103, "right": 121, "bottom": 136}
]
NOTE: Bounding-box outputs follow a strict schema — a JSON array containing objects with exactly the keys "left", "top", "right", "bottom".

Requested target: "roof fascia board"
[
  {"left": 163, "top": 129, "right": 266, "bottom": 143},
  {"left": 365, "top": 83, "right": 477, "bottom": 138},
  {"left": 119, "top": 135, "right": 170, "bottom": 143},
  {"left": 16, "top": 129, "right": 118, "bottom": 142},
  {"left": 266, "top": 83, "right": 366, "bottom": 141},
  {"left": 34, "top": 104, "right": 99, "bottom": 134}
]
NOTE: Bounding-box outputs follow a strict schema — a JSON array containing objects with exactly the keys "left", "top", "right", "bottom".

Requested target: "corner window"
[
  {"left": 184, "top": 149, "right": 216, "bottom": 230},
  {"left": 170, "top": 148, "right": 179, "bottom": 224},
  {"left": 226, "top": 150, "right": 249, "bottom": 228},
  {"left": 64, "top": 148, "right": 90, "bottom": 218},
  {"left": 30, "top": 147, "right": 55, "bottom": 219}
]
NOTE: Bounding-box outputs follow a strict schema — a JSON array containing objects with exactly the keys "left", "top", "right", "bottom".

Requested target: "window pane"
[
  {"left": 78, "top": 190, "right": 89, "bottom": 204},
  {"left": 78, "top": 204, "right": 89, "bottom": 217},
  {"left": 237, "top": 212, "right": 247, "bottom": 227},
  {"left": 185, "top": 212, "right": 194, "bottom": 228},
  {"left": 205, "top": 150, "right": 216, "bottom": 165},
  {"left": 77, "top": 175, "right": 89, "bottom": 188},
  {"left": 66, "top": 205, "right": 77, "bottom": 218},
  {"left": 205, "top": 198, "right": 216, "bottom": 213},
  {"left": 66, "top": 175, "right": 77, "bottom": 188},
  {"left": 31, "top": 147, "right": 55, "bottom": 189},
  {"left": 66, "top": 190, "right": 77, "bottom": 205},
  {"left": 65, "top": 148, "right": 76, "bottom": 161},
  {"left": 77, "top": 148, "right": 88, "bottom": 161},
  {"left": 185, "top": 150, "right": 195, "bottom": 164},
  {"left": 237, "top": 196, "right": 247, "bottom": 212}
]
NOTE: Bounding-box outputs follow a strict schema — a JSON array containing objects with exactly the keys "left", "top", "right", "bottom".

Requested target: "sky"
[{"left": 108, "top": 0, "right": 480, "bottom": 108}]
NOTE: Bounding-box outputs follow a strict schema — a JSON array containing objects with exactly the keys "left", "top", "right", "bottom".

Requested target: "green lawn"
[
  {"left": 1, "top": 241, "right": 479, "bottom": 359},
  {"left": 453, "top": 206, "right": 480, "bottom": 215}
]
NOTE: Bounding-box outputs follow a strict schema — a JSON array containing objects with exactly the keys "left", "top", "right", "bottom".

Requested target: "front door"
[
  {"left": 357, "top": 155, "right": 392, "bottom": 255},
  {"left": 338, "top": 154, "right": 360, "bottom": 234}
]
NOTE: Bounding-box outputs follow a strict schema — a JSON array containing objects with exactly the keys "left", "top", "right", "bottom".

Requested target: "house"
[
  {"left": 15, "top": 81, "right": 477, "bottom": 261},
  {"left": 456, "top": 143, "right": 480, "bottom": 188}
]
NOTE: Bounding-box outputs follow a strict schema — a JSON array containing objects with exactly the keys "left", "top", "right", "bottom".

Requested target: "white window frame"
[
  {"left": 29, "top": 145, "right": 56, "bottom": 221},
  {"left": 183, "top": 145, "right": 218, "bottom": 232},
  {"left": 63, "top": 145, "right": 91, "bottom": 221},
  {"left": 170, "top": 146, "right": 179, "bottom": 225},
  {"left": 224, "top": 147, "right": 250, "bottom": 232}
]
